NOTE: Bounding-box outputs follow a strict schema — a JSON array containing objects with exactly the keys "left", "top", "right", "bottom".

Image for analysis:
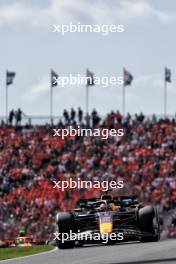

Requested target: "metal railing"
[
  {"left": 0, "top": 114, "right": 175, "bottom": 126},
  {"left": 0, "top": 116, "right": 63, "bottom": 125}
]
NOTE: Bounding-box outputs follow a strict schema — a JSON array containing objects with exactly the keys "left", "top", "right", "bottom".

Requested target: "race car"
[{"left": 55, "top": 194, "right": 160, "bottom": 249}]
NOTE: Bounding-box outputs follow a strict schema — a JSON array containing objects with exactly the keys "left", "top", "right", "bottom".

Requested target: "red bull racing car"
[{"left": 55, "top": 194, "right": 160, "bottom": 249}]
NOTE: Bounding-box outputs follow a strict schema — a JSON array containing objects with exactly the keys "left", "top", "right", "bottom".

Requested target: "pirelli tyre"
[
  {"left": 138, "top": 205, "right": 160, "bottom": 242},
  {"left": 56, "top": 212, "right": 75, "bottom": 249}
]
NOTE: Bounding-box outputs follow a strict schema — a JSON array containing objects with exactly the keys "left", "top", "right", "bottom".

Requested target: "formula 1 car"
[{"left": 55, "top": 194, "right": 160, "bottom": 249}]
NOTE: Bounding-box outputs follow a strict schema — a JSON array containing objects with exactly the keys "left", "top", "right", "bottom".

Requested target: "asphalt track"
[{"left": 1, "top": 240, "right": 176, "bottom": 264}]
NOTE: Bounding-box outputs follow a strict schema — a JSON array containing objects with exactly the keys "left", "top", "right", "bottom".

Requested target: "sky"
[{"left": 0, "top": 0, "right": 176, "bottom": 117}]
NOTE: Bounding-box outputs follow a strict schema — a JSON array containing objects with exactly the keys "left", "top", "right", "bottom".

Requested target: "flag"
[
  {"left": 51, "top": 69, "right": 59, "bottom": 87},
  {"left": 6, "top": 71, "right": 16, "bottom": 86},
  {"left": 123, "top": 68, "right": 133, "bottom": 86},
  {"left": 86, "top": 68, "right": 94, "bottom": 86},
  {"left": 165, "top": 67, "right": 171, "bottom": 83}
]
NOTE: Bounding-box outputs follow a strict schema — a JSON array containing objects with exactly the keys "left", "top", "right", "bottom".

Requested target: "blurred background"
[{"left": 0, "top": 0, "right": 176, "bottom": 246}]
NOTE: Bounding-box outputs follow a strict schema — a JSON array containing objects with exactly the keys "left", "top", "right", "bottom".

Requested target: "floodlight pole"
[
  {"left": 50, "top": 70, "right": 53, "bottom": 124},
  {"left": 86, "top": 84, "right": 89, "bottom": 115},
  {"left": 122, "top": 83, "right": 126, "bottom": 117},
  {"left": 164, "top": 79, "right": 167, "bottom": 117},
  {"left": 6, "top": 71, "right": 8, "bottom": 124}
]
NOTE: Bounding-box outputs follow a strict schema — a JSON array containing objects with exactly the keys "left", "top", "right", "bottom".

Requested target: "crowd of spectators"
[
  {"left": 0, "top": 108, "right": 176, "bottom": 241},
  {"left": 8, "top": 108, "right": 24, "bottom": 126}
]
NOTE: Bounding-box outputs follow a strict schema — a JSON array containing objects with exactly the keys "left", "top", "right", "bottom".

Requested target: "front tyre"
[{"left": 56, "top": 212, "right": 75, "bottom": 249}]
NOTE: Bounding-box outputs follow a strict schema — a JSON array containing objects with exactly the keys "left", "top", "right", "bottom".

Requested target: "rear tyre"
[
  {"left": 56, "top": 212, "right": 75, "bottom": 249},
  {"left": 138, "top": 206, "right": 160, "bottom": 242}
]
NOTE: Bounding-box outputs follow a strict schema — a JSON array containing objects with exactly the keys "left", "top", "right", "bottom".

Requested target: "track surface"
[{"left": 1, "top": 240, "right": 176, "bottom": 264}]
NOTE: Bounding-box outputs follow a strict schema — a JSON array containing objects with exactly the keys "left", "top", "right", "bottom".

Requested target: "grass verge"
[{"left": 0, "top": 245, "right": 54, "bottom": 261}]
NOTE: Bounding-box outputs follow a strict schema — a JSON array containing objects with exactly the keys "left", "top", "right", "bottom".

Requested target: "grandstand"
[{"left": 0, "top": 110, "right": 176, "bottom": 242}]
